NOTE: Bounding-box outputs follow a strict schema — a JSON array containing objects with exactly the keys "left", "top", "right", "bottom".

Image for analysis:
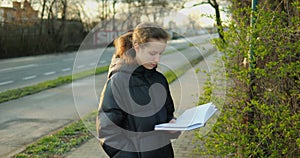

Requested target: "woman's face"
[{"left": 134, "top": 38, "right": 167, "bottom": 70}]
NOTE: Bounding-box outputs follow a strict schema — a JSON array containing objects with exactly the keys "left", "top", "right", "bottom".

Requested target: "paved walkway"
[{"left": 64, "top": 52, "right": 221, "bottom": 158}]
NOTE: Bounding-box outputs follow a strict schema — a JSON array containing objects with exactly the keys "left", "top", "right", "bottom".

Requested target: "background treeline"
[
  {"left": 0, "top": 20, "right": 86, "bottom": 59},
  {"left": 0, "top": 0, "right": 193, "bottom": 59},
  {"left": 0, "top": 0, "right": 90, "bottom": 59},
  {"left": 196, "top": 0, "right": 299, "bottom": 157}
]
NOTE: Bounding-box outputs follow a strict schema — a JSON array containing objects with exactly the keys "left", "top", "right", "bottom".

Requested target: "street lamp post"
[
  {"left": 248, "top": 0, "right": 258, "bottom": 139},
  {"left": 250, "top": 0, "right": 258, "bottom": 72}
]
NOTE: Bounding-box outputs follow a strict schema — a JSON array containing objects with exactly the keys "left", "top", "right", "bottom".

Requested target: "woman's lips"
[{"left": 151, "top": 64, "right": 157, "bottom": 67}]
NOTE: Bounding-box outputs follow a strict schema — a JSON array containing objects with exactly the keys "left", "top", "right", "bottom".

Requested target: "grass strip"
[
  {"left": 13, "top": 50, "right": 215, "bottom": 158},
  {"left": 13, "top": 112, "right": 96, "bottom": 158},
  {"left": 0, "top": 66, "right": 109, "bottom": 104}
]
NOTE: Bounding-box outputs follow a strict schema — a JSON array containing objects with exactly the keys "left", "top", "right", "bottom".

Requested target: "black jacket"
[{"left": 97, "top": 58, "right": 179, "bottom": 158}]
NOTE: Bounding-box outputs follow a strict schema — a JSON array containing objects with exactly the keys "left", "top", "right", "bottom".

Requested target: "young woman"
[{"left": 97, "top": 23, "right": 180, "bottom": 158}]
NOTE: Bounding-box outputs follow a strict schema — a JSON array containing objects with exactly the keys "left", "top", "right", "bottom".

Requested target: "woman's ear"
[{"left": 134, "top": 44, "right": 139, "bottom": 52}]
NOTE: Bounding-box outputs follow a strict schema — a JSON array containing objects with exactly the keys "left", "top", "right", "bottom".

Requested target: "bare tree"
[
  {"left": 112, "top": 0, "right": 117, "bottom": 30},
  {"left": 54, "top": 0, "right": 68, "bottom": 50},
  {"left": 37, "top": 0, "right": 47, "bottom": 50},
  {"left": 88, "top": 0, "right": 186, "bottom": 31},
  {"left": 76, "top": 2, "right": 94, "bottom": 31},
  {"left": 194, "top": 0, "right": 225, "bottom": 42}
]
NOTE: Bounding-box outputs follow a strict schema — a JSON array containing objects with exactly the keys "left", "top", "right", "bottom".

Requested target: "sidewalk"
[{"left": 64, "top": 52, "right": 220, "bottom": 158}]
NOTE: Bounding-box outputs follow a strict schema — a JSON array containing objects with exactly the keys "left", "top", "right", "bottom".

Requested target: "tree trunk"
[
  {"left": 113, "top": 0, "right": 117, "bottom": 31},
  {"left": 55, "top": 0, "right": 67, "bottom": 51},
  {"left": 193, "top": 0, "right": 225, "bottom": 42},
  {"left": 37, "top": 0, "right": 47, "bottom": 51},
  {"left": 209, "top": 0, "right": 225, "bottom": 42}
]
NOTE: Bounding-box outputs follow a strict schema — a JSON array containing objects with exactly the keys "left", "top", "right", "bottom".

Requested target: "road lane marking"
[
  {"left": 63, "top": 58, "right": 74, "bottom": 62},
  {"left": 0, "top": 80, "right": 14, "bottom": 86},
  {"left": 0, "top": 64, "right": 38, "bottom": 72},
  {"left": 62, "top": 68, "right": 71, "bottom": 72},
  {"left": 99, "top": 60, "right": 106, "bottom": 64},
  {"left": 23, "top": 75, "right": 37, "bottom": 80},
  {"left": 76, "top": 65, "right": 85, "bottom": 69},
  {"left": 44, "top": 71, "right": 56, "bottom": 76}
]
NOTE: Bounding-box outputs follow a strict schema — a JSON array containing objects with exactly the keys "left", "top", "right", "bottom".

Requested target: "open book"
[{"left": 155, "top": 102, "right": 218, "bottom": 131}]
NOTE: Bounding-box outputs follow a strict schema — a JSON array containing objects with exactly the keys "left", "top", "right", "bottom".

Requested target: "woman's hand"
[
  {"left": 168, "top": 118, "right": 178, "bottom": 134},
  {"left": 169, "top": 118, "right": 176, "bottom": 123}
]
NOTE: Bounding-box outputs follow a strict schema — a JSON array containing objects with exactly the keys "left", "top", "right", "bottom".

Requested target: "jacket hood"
[
  {"left": 107, "top": 56, "right": 157, "bottom": 79},
  {"left": 107, "top": 56, "right": 122, "bottom": 78}
]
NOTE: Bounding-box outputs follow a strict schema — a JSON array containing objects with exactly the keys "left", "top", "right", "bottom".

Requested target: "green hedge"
[{"left": 195, "top": 2, "right": 299, "bottom": 157}]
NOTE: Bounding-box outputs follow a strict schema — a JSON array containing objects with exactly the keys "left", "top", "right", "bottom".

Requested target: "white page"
[{"left": 155, "top": 102, "right": 217, "bottom": 130}]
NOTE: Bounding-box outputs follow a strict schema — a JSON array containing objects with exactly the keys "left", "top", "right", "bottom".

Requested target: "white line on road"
[
  {"left": 62, "top": 68, "right": 71, "bottom": 72},
  {"left": 44, "top": 71, "right": 56, "bottom": 76},
  {"left": 89, "top": 63, "right": 97, "bottom": 66},
  {"left": 0, "top": 64, "right": 38, "bottom": 72},
  {"left": 23, "top": 75, "right": 37, "bottom": 80},
  {"left": 99, "top": 60, "right": 106, "bottom": 64},
  {"left": 63, "top": 58, "right": 74, "bottom": 62},
  {"left": 76, "top": 65, "right": 86, "bottom": 69},
  {"left": 0, "top": 80, "right": 14, "bottom": 86}
]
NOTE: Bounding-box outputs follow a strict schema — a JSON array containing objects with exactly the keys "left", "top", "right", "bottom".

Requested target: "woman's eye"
[{"left": 149, "top": 51, "right": 157, "bottom": 55}]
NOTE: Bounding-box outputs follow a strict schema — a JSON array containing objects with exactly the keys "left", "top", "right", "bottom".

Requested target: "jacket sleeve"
[
  {"left": 160, "top": 76, "right": 181, "bottom": 139},
  {"left": 97, "top": 79, "right": 126, "bottom": 141},
  {"left": 163, "top": 76, "right": 176, "bottom": 122}
]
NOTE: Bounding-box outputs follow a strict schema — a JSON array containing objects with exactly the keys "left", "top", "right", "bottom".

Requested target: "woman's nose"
[{"left": 153, "top": 54, "right": 160, "bottom": 62}]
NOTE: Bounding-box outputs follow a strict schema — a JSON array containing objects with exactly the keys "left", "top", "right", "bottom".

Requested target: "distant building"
[{"left": 0, "top": 0, "right": 38, "bottom": 24}]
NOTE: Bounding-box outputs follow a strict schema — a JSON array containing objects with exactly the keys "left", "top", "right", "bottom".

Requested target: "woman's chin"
[{"left": 143, "top": 64, "right": 156, "bottom": 70}]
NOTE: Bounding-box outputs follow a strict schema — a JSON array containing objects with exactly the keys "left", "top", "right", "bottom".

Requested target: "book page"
[
  {"left": 155, "top": 102, "right": 217, "bottom": 130},
  {"left": 175, "top": 106, "right": 203, "bottom": 125},
  {"left": 203, "top": 103, "right": 218, "bottom": 123}
]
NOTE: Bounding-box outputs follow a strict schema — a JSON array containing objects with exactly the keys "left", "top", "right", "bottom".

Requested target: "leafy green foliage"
[{"left": 195, "top": 2, "right": 299, "bottom": 157}]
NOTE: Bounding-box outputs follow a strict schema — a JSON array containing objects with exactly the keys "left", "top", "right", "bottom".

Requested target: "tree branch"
[
  {"left": 207, "top": 0, "right": 214, "bottom": 7},
  {"left": 193, "top": 1, "right": 209, "bottom": 7}
]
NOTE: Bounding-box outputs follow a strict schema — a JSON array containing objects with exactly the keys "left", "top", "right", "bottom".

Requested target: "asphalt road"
[
  {"left": 0, "top": 48, "right": 113, "bottom": 92},
  {"left": 0, "top": 34, "right": 215, "bottom": 92}
]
